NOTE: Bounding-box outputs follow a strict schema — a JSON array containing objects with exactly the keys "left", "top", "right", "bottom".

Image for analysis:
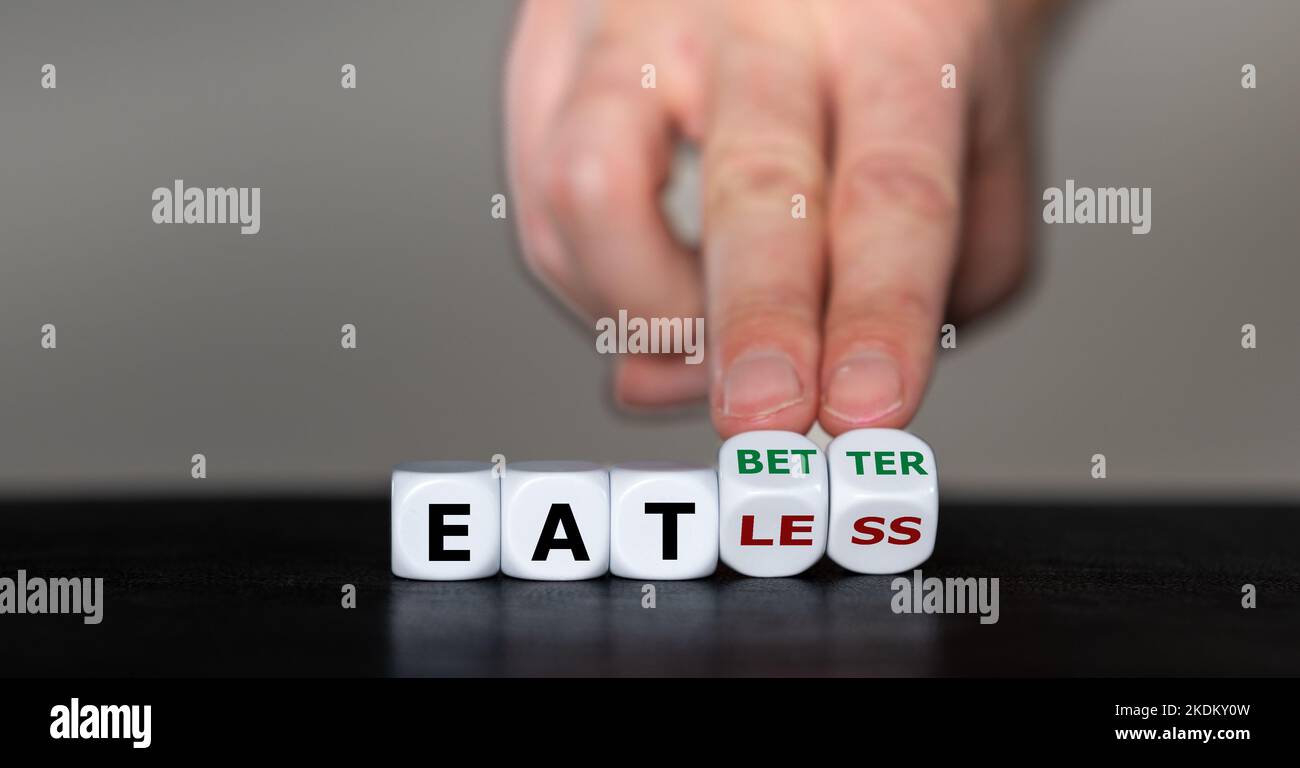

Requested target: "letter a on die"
[
  {"left": 391, "top": 461, "right": 501, "bottom": 580},
  {"left": 827, "top": 429, "right": 938, "bottom": 574},
  {"left": 502, "top": 461, "right": 610, "bottom": 580}
]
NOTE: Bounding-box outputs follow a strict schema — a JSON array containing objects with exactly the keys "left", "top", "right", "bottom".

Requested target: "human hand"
[{"left": 505, "top": 0, "right": 1054, "bottom": 437}]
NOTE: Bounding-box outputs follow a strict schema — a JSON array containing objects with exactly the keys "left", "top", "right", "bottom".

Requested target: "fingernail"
[
  {"left": 722, "top": 348, "right": 804, "bottom": 419},
  {"left": 823, "top": 350, "right": 903, "bottom": 424}
]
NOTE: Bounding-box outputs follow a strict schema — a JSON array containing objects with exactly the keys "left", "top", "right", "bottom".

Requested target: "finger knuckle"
[
  {"left": 836, "top": 149, "right": 958, "bottom": 224},
  {"left": 541, "top": 131, "right": 641, "bottom": 220},
  {"left": 706, "top": 148, "right": 824, "bottom": 214},
  {"left": 830, "top": 287, "right": 939, "bottom": 347},
  {"left": 714, "top": 292, "right": 820, "bottom": 345}
]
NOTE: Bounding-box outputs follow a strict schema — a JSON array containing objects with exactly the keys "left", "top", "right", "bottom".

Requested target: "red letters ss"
[{"left": 851, "top": 515, "right": 921, "bottom": 545}]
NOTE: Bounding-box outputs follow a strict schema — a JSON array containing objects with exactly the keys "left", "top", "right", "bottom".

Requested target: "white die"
[
  {"left": 391, "top": 461, "right": 500, "bottom": 580},
  {"left": 718, "top": 431, "right": 828, "bottom": 577},
  {"left": 827, "top": 429, "right": 938, "bottom": 574},
  {"left": 610, "top": 462, "right": 718, "bottom": 580},
  {"left": 501, "top": 461, "right": 610, "bottom": 580}
]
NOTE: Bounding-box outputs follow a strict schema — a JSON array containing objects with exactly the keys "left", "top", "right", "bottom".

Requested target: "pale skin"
[{"left": 506, "top": 0, "right": 1059, "bottom": 438}]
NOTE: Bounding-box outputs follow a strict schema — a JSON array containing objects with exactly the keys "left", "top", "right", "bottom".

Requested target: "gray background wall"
[{"left": 0, "top": 0, "right": 1295, "bottom": 497}]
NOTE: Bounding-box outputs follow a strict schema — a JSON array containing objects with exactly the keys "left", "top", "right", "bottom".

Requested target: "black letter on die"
[
  {"left": 646, "top": 502, "right": 694, "bottom": 560},
  {"left": 428, "top": 504, "right": 471, "bottom": 561},
  {"left": 532, "top": 503, "right": 590, "bottom": 561}
]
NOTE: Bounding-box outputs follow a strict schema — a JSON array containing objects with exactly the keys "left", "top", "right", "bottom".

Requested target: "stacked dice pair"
[{"left": 391, "top": 429, "right": 937, "bottom": 581}]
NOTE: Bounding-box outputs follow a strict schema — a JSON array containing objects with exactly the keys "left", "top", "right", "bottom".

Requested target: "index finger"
[{"left": 701, "top": 30, "right": 828, "bottom": 437}]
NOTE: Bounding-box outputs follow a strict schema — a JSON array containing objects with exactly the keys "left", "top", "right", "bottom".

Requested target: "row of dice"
[{"left": 391, "top": 428, "right": 937, "bottom": 580}]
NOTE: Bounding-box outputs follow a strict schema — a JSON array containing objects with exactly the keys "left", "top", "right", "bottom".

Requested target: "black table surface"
[{"left": 0, "top": 497, "right": 1295, "bottom": 676}]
